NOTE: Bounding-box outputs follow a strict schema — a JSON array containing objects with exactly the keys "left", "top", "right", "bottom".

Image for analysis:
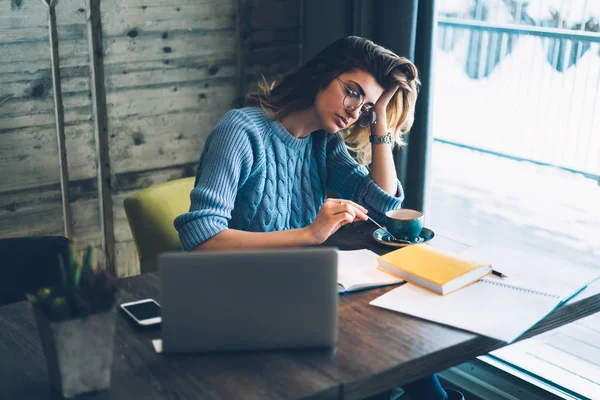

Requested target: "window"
[{"left": 430, "top": 1, "right": 600, "bottom": 397}]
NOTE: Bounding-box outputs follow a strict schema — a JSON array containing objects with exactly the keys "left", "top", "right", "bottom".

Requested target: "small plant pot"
[{"left": 32, "top": 306, "right": 117, "bottom": 398}]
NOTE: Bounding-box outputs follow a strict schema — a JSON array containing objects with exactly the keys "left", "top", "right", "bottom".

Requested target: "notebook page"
[
  {"left": 338, "top": 250, "right": 403, "bottom": 292},
  {"left": 461, "top": 246, "right": 600, "bottom": 300},
  {"left": 370, "top": 277, "right": 561, "bottom": 343}
]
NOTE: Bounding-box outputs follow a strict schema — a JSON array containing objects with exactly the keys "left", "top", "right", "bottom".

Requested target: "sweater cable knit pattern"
[{"left": 174, "top": 107, "right": 404, "bottom": 251}]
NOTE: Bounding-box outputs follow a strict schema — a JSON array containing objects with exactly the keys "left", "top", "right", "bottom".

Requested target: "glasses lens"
[
  {"left": 343, "top": 93, "right": 363, "bottom": 111},
  {"left": 358, "top": 108, "right": 376, "bottom": 127}
]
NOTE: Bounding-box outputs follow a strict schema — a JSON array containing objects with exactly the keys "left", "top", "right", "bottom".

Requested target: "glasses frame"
[
  {"left": 337, "top": 78, "right": 365, "bottom": 112},
  {"left": 336, "top": 78, "right": 377, "bottom": 128}
]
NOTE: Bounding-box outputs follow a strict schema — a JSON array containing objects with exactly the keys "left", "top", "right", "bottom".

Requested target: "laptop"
[{"left": 157, "top": 247, "right": 338, "bottom": 353}]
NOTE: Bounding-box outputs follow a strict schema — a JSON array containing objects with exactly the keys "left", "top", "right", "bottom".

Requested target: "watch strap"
[{"left": 369, "top": 133, "right": 393, "bottom": 144}]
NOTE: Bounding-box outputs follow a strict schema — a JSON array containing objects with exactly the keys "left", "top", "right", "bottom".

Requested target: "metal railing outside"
[{"left": 434, "top": 16, "right": 600, "bottom": 182}]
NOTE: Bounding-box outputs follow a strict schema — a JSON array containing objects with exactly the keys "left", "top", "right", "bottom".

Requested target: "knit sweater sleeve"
[
  {"left": 174, "top": 110, "right": 255, "bottom": 250},
  {"left": 326, "top": 132, "right": 404, "bottom": 224}
]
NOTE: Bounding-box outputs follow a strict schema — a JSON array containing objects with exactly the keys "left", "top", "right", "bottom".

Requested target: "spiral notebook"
[{"left": 370, "top": 246, "right": 599, "bottom": 343}]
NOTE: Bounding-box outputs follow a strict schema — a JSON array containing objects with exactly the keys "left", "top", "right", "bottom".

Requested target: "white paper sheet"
[{"left": 370, "top": 278, "right": 562, "bottom": 343}]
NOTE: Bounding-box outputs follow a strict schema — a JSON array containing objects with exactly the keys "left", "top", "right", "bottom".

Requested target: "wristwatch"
[{"left": 369, "top": 133, "right": 393, "bottom": 144}]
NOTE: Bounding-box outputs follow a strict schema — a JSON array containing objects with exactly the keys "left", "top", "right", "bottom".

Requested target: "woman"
[{"left": 175, "top": 36, "right": 463, "bottom": 400}]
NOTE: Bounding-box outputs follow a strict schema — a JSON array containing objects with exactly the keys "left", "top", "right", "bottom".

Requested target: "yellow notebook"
[{"left": 377, "top": 244, "right": 492, "bottom": 295}]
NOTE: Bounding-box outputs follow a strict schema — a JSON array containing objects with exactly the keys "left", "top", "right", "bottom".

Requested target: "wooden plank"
[
  {"left": 0, "top": 177, "right": 97, "bottom": 213},
  {"left": 0, "top": 123, "right": 97, "bottom": 192},
  {"left": 249, "top": 27, "right": 300, "bottom": 48},
  {"left": 251, "top": 0, "right": 299, "bottom": 29},
  {"left": 245, "top": 59, "right": 298, "bottom": 81},
  {"left": 246, "top": 43, "right": 300, "bottom": 66},
  {"left": 102, "top": 0, "right": 234, "bottom": 22},
  {"left": 0, "top": 0, "right": 91, "bottom": 187},
  {"left": 111, "top": 162, "right": 197, "bottom": 195},
  {"left": 115, "top": 240, "right": 140, "bottom": 277},
  {"left": 240, "top": 0, "right": 301, "bottom": 101},
  {"left": 244, "top": 45, "right": 300, "bottom": 94},
  {"left": 0, "top": 107, "right": 92, "bottom": 132},
  {"left": 236, "top": 0, "right": 251, "bottom": 108},
  {"left": 0, "top": 180, "right": 101, "bottom": 246},
  {"left": 0, "top": 76, "right": 89, "bottom": 102},
  {"left": 105, "top": 82, "right": 236, "bottom": 119},
  {"left": 0, "top": 91, "right": 91, "bottom": 116},
  {"left": 0, "top": 0, "right": 87, "bottom": 30},
  {"left": 103, "top": 56, "right": 234, "bottom": 76},
  {"left": 0, "top": 59, "right": 55, "bottom": 75},
  {"left": 100, "top": 0, "right": 236, "bottom": 35},
  {"left": 0, "top": 191, "right": 64, "bottom": 238},
  {"left": 113, "top": 193, "right": 137, "bottom": 244},
  {"left": 102, "top": 32, "right": 236, "bottom": 64},
  {"left": 46, "top": 3, "right": 73, "bottom": 239},
  {"left": 0, "top": 94, "right": 91, "bottom": 125},
  {"left": 71, "top": 197, "right": 103, "bottom": 246},
  {"left": 117, "top": 0, "right": 229, "bottom": 7},
  {"left": 104, "top": 60, "right": 236, "bottom": 91},
  {"left": 0, "top": 39, "right": 89, "bottom": 65},
  {"left": 0, "top": 24, "right": 86, "bottom": 43},
  {"left": 109, "top": 110, "right": 223, "bottom": 174},
  {"left": 88, "top": 0, "right": 116, "bottom": 273}
]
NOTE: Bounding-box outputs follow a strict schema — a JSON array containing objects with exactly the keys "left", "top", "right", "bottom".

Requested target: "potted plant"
[{"left": 27, "top": 244, "right": 118, "bottom": 398}]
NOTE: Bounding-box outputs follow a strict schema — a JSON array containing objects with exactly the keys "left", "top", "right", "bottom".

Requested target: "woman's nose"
[{"left": 347, "top": 107, "right": 361, "bottom": 120}]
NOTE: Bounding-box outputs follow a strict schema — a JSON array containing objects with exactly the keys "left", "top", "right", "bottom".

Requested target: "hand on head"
[{"left": 373, "top": 83, "right": 401, "bottom": 117}]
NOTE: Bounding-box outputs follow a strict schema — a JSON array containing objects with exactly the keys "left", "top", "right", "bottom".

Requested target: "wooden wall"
[{"left": 0, "top": 0, "right": 301, "bottom": 276}]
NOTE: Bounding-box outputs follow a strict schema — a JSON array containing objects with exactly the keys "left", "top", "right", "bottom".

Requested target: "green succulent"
[{"left": 27, "top": 244, "right": 118, "bottom": 321}]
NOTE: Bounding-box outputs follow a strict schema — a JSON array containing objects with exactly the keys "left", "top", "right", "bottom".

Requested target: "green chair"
[{"left": 124, "top": 177, "right": 195, "bottom": 274}]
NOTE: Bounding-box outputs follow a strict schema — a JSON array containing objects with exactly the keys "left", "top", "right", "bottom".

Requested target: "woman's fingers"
[
  {"left": 344, "top": 199, "right": 368, "bottom": 214},
  {"left": 327, "top": 198, "right": 368, "bottom": 213},
  {"left": 323, "top": 198, "right": 368, "bottom": 223},
  {"left": 334, "top": 211, "right": 355, "bottom": 229},
  {"left": 336, "top": 202, "right": 368, "bottom": 221},
  {"left": 374, "top": 84, "right": 401, "bottom": 112}
]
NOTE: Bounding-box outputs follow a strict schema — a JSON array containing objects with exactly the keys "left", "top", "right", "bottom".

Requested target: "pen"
[{"left": 492, "top": 270, "right": 507, "bottom": 278}]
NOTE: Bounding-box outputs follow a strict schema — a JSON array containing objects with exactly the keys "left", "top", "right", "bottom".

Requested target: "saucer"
[{"left": 372, "top": 227, "right": 435, "bottom": 248}]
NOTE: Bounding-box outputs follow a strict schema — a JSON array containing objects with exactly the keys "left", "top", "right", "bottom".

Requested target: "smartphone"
[{"left": 120, "top": 299, "right": 161, "bottom": 326}]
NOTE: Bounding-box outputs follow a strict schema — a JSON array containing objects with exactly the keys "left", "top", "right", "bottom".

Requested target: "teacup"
[{"left": 385, "top": 209, "right": 424, "bottom": 242}]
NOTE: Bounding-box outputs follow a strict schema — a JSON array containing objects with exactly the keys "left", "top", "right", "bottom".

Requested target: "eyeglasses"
[{"left": 337, "top": 79, "right": 377, "bottom": 128}]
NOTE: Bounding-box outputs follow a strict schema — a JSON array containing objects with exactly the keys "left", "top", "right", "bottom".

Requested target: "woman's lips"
[{"left": 335, "top": 114, "right": 348, "bottom": 129}]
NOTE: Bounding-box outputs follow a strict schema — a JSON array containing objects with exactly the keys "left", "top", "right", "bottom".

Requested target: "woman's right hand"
[{"left": 306, "top": 198, "right": 369, "bottom": 244}]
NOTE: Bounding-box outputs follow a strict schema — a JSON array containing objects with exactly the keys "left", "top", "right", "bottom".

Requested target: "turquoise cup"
[{"left": 385, "top": 209, "right": 424, "bottom": 242}]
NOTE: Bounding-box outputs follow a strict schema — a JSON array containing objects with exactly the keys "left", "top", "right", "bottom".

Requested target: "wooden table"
[{"left": 1, "top": 222, "right": 599, "bottom": 400}]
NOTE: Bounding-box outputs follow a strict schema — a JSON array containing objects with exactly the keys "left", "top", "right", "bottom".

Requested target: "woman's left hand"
[
  {"left": 373, "top": 83, "right": 401, "bottom": 119},
  {"left": 369, "top": 83, "right": 401, "bottom": 195}
]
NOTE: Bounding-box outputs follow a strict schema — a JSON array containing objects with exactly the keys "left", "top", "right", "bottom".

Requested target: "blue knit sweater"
[{"left": 174, "top": 107, "right": 404, "bottom": 251}]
